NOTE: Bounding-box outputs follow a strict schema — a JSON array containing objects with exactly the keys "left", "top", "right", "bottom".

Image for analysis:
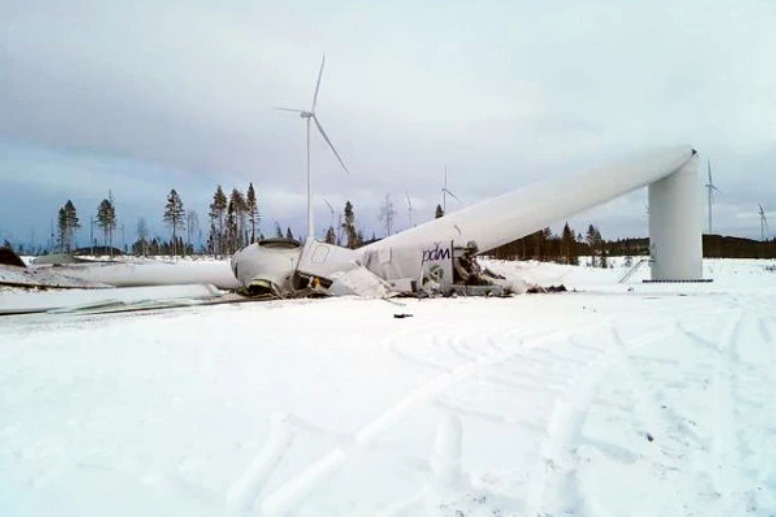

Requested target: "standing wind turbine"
[
  {"left": 275, "top": 55, "right": 349, "bottom": 242},
  {"left": 441, "top": 166, "right": 461, "bottom": 213},
  {"left": 759, "top": 204, "right": 769, "bottom": 242},
  {"left": 323, "top": 198, "right": 336, "bottom": 230},
  {"left": 323, "top": 198, "right": 343, "bottom": 244},
  {"left": 705, "top": 159, "right": 720, "bottom": 234},
  {"left": 405, "top": 191, "right": 415, "bottom": 227}
]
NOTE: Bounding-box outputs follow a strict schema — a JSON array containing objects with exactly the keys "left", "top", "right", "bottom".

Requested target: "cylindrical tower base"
[{"left": 648, "top": 152, "right": 703, "bottom": 281}]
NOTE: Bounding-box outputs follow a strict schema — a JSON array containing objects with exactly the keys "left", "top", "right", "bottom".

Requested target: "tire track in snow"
[
  {"left": 756, "top": 318, "right": 773, "bottom": 344},
  {"left": 524, "top": 327, "right": 668, "bottom": 517},
  {"left": 706, "top": 311, "right": 746, "bottom": 512},
  {"left": 386, "top": 320, "right": 501, "bottom": 373},
  {"left": 677, "top": 308, "right": 772, "bottom": 512},
  {"left": 257, "top": 321, "right": 597, "bottom": 516},
  {"left": 709, "top": 310, "right": 775, "bottom": 514}
]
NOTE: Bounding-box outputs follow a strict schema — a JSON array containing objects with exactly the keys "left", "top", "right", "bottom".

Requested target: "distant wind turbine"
[
  {"left": 405, "top": 191, "right": 415, "bottom": 227},
  {"left": 275, "top": 55, "right": 349, "bottom": 242},
  {"left": 323, "top": 198, "right": 342, "bottom": 243},
  {"left": 705, "top": 159, "right": 720, "bottom": 234},
  {"left": 759, "top": 204, "right": 769, "bottom": 242},
  {"left": 441, "top": 166, "right": 461, "bottom": 213},
  {"left": 323, "top": 198, "right": 336, "bottom": 230}
]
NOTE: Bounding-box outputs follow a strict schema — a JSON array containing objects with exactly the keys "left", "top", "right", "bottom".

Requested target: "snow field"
[{"left": 0, "top": 259, "right": 775, "bottom": 515}]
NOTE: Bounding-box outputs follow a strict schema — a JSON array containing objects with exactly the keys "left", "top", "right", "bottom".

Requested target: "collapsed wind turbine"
[
  {"left": 705, "top": 159, "right": 720, "bottom": 234},
  {"left": 275, "top": 55, "right": 349, "bottom": 242}
]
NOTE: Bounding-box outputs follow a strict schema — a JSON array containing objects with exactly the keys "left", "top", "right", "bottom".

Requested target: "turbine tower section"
[{"left": 648, "top": 151, "right": 704, "bottom": 281}]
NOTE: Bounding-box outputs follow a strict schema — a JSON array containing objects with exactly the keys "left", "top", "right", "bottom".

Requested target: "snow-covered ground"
[{"left": 1, "top": 259, "right": 775, "bottom": 516}]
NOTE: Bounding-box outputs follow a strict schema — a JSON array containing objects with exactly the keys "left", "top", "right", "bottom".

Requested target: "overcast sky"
[{"left": 1, "top": 0, "right": 774, "bottom": 249}]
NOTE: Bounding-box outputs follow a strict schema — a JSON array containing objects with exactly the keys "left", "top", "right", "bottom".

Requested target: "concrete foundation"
[{"left": 648, "top": 151, "right": 703, "bottom": 281}]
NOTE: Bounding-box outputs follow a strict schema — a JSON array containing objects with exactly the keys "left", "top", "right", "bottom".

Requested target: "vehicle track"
[{"left": 256, "top": 319, "right": 598, "bottom": 516}]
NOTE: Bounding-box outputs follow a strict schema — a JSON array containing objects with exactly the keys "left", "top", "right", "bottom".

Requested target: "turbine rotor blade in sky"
[
  {"left": 313, "top": 115, "right": 349, "bottom": 174},
  {"left": 324, "top": 198, "right": 335, "bottom": 214},
  {"left": 443, "top": 188, "right": 461, "bottom": 203},
  {"left": 311, "top": 55, "right": 326, "bottom": 113},
  {"left": 274, "top": 107, "right": 306, "bottom": 114}
]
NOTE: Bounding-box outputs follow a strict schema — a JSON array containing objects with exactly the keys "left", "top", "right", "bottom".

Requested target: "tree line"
[
  {"left": 490, "top": 224, "right": 776, "bottom": 263},
  {"left": 490, "top": 223, "right": 612, "bottom": 267},
  {"left": 47, "top": 183, "right": 383, "bottom": 257}
]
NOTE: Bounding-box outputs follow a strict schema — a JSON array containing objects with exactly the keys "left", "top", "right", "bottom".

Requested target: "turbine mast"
[
  {"left": 307, "top": 116, "right": 312, "bottom": 242},
  {"left": 707, "top": 160, "right": 712, "bottom": 234},
  {"left": 275, "top": 55, "right": 348, "bottom": 244}
]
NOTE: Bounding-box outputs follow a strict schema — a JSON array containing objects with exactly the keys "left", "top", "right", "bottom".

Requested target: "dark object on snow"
[
  {"left": 646, "top": 433, "right": 654, "bottom": 442},
  {"left": 0, "top": 246, "right": 25, "bottom": 268},
  {"left": 527, "top": 284, "right": 567, "bottom": 294},
  {"left": 393, "top": 313, "right": 414, "bottom": 319},
  {"left": 453, "top": 241, "right": 485, "bottom": 285},
  {"left": 74, "top": 246, "right": 124, "bottom": 256}
]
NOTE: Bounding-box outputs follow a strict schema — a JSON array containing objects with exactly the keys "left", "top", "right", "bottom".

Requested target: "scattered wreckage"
[{"left": 230, "top": 237, "right": 518, "bottom": 300}]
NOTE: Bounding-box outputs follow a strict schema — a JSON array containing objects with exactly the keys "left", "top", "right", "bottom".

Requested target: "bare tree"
[
  {"left": 186, "top": 210, "right": 199, "bottom": 254},
  {"left": 378, "top": 194, "right": 397, "bottom": 236}
]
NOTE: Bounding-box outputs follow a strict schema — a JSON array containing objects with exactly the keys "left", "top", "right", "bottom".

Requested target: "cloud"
[{"left": 1, "top": 0, "right": 775, "bottom": 245}]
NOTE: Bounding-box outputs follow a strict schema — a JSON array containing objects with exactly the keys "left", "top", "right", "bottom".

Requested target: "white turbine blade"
[
  {"left": 311, "top": 55, "right": 326, "bottom": 112},
  {"left": 313, "top": 115, "right": 349, "bottom": 174},
  {"left": 274, "top": 107, "right": 305, "bottom": 113},
  {"left": 443, "top": 188, "right": 461, "bottom": 203},
  {"left": 324, "top": 198, "right": 334, "bottom": 214},
  {"left": 711, "top": 185, "right": 720, "bottom": 192}
]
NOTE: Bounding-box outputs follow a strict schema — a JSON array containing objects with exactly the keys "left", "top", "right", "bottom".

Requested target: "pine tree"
[
  {"left": 163, "top": 189, "right": 185, "bottom": 256},
  {"left": 229, "top": 188, "right": 247, "bottom": 250},
  {"left": 585, "top": 224, "right": 603, "bottom": 267},
  {"left": 96, "top": 198, "right": 117, "bottom": 254},
  {"left": 561, "top": 222, "right": 578, "bottom": 265},
  {"left": 246, "top": 182, "right": 259, "bottom": 243},
  {"left": 435, "top": 204, "right": 444, "bottom": 219},
  {"left": 342, "top": 201, "right": 357, "bottom": 249},
  {"left": 226, "top": 198, "right": 236, "bottom": 254},
  {"left": 324, "top": 226, "right": 336, "bottom": 244},
  {"left": 285, "top": 227, "right": 294, "bottom": 240},
  {"left": 57, "top": 200, "right": 80, "bottom": 253},
  {"left": 209, "top": 185, "right": 227, "bottom": 256},
  {"left": 57, "top": 206, "right": 68, "bottom": 252},
  {"left": 275, "top": 221, "right": 283, "bottom": 238}
]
